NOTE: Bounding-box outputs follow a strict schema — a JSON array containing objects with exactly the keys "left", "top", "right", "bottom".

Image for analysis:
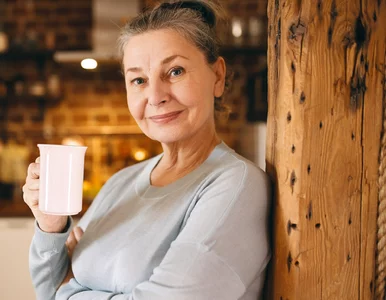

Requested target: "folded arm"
[{"left": 57, "top": 164, "right": 271, "bottom": 300}]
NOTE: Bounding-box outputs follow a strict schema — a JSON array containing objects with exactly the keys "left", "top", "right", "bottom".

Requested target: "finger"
[
  {"left": 27, "top": 163, "right": 40, "bottom": 179},
  {"left": 73, "top": 227, "right": 84, "bottom": 242},
  {"left": 23, "top": 190, "right": 39, "bottom": 207},
  {"left": 66, "top": 231, "right": 77, "bottom": 257},
  {"left": 35, "top": 157, "right": 40, "bottom": 163},
  {"left": 24, "top": 179, "right": 40, "bottom": 190}
]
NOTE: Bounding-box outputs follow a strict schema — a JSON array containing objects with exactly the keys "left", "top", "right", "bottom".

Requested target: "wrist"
[{"left": 37, "top": 216, "right": 69, "bottom": 233}]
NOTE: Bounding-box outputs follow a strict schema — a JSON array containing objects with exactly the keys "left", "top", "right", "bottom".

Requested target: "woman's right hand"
[{"left": 22, "top": 157, "right": 68, "bottom": 233}]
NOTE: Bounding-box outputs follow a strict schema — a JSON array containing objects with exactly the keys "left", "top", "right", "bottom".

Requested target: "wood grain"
[{"left": 265, "top": 0, "right": 385, "bottom": 299}]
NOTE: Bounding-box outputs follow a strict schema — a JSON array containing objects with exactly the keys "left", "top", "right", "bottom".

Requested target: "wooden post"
[{"left": 265, "top": 0, "right": 386, "bottom": 299}]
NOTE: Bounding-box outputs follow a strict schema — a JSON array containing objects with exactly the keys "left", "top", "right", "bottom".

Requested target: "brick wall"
[
  {"left": 4, "top": 61, "right": 244, "bottom": 185},
  {"left": 2, "top": 0, "right": 92, "bottom": 50},
  {"left": 1, "top": 0, "right": 268, "bottom": 197},
  {"left": 3, "top": 62, "right": 161, "bottom": 191}
]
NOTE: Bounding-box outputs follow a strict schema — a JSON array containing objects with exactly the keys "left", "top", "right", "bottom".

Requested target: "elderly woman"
[{"left": 23, "top": 1, "right": 271, "bottom": 299}]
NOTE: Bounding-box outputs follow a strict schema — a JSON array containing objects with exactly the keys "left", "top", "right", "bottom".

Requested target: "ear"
[{"left": 213, "top": 57, "right": 226, "bottom": 98}]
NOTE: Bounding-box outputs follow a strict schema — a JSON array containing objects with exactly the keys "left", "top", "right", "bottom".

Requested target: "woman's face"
[{"left": 122, "top": 29, "right": 225, "bottom": 144}]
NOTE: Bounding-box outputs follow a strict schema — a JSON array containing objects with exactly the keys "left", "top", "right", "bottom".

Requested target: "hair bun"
[{"left": 161, "top": 1, "right": 216, "bottom": 28}]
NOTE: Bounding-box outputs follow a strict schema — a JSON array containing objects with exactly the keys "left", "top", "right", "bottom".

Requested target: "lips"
[{"left": 148, "top": 110, "right": 183, "bottom": 123}]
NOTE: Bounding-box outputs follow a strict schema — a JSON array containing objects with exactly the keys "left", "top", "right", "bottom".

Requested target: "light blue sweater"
[{"left": 29, "top": 142, "right": 271, "bottom": 300}]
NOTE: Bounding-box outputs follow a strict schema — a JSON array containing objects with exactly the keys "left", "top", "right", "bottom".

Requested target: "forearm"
[
  {"left": 54, "top": 243, "right": 247, "bottom": 300},
  {"left": 57, "top": 278, "right": 129, "bottom": 299},
  {"left": 30, "top": 218, "right": 73, "bottom": 300}
]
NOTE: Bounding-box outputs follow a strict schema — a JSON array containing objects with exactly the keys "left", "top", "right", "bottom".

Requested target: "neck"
[{"left": 158, "top": 123, "right": 221, "bottom": 174}]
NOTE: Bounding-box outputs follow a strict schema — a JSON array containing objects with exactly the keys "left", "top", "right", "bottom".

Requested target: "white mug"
[{"left": 38, "top": 144, "right": 87, "bottom": 215}]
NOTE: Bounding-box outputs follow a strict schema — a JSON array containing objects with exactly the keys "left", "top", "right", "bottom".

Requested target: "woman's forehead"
[{"left": 123, "top": 29, "right": 203, "bottom": 67}]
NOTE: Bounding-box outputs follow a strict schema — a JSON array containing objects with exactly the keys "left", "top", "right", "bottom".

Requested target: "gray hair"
[{"left": 117, "top": 0, "right": 232, "bottom": 119}]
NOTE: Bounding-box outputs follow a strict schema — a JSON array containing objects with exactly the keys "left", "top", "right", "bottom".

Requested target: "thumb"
[
  {"left": 73, "top": 226, "right": 84, "bottom": 242},
  {"left": 65, "top": 231, "right": 77, "bottom": 258}
]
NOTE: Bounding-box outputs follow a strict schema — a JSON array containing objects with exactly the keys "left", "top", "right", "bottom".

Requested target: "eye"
[
  {"left": 169, "top": 67, "right": 184, "bottom": 77},
  {"left": 131, "top": 78, "right": 146, "bottom": 85}
]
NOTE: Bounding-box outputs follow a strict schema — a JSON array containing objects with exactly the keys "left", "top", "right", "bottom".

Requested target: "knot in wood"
[{"left": 288, "top": 22, "right": 306, "bottom": 42}]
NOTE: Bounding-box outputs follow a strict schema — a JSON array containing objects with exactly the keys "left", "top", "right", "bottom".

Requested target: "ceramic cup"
[{"left": 38, "top": 144, "right": 87, "bottom": 215}]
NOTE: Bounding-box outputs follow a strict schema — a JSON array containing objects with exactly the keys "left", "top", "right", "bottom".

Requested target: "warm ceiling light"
[
  {"left": 81, "top": 58, "right": 98, "bottom": 70},
  {"left": 232, "top": 19, "right": 243, "bottom": 38},
  {"left": 62, "top": 136, "right": 84, "bottom": 146},
  {"left": 133, "top": 149, "right": 148, "bottom": 161}
]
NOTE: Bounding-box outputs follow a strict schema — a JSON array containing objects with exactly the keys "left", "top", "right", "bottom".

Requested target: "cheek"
[
  {"left": 194, "top": 82, "right": 216, "bottom": 112},
  {"left": 127, "top": 94, "right": 145, "bottom": 121},
  {"left": 173, "top": 77, "right": 213, "bottom": 108}
]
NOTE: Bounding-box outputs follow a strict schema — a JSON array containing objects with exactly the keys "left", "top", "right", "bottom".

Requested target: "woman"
[{"left": 23, "top": 1, "right": 271, "bottom": 299}]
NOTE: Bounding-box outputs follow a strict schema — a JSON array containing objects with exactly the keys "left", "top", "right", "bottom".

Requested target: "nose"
[{"left": 147, "top": 77, "right": 170, "bottom": 107}]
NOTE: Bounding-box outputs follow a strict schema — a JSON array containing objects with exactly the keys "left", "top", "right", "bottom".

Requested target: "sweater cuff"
[{"left": 33, "top": 217, "right": 73, "bottom": 253}]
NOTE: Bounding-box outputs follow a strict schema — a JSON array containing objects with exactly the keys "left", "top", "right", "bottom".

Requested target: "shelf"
[
  {"left": 0, "top": 94, "right": 62, "bottom": 105},
  {"left": 0, "top": 50, "right": 55, "bottom": 62}
]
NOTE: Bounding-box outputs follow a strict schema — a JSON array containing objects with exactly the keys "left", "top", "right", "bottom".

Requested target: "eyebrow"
[{"left": 125, "top": 54, "right": 189, "bottom": 74}]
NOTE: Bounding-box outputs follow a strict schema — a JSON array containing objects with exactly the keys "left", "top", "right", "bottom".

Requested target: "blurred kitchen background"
[{"left": 0, "top": 0, "right": 268, "bottom": 298}]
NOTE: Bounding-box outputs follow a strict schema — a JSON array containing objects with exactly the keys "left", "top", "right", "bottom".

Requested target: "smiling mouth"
[{"left": 148, "top": 110, "right": 183, "bottom": 123}]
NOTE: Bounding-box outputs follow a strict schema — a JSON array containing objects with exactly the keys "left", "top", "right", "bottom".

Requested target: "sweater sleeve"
[
  {"left": 29, "top": 217, "right": 73, "bottom": 300},
  {"left": 55, "top": 162, "right": 271, "bottom": 300}
]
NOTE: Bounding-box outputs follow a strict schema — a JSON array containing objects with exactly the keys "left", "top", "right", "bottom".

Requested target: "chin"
[
  {"left": 146, "top": 128, "right": 192, "bottom": 144},
  {"left": 144, "top": 128, "right": 178, "bottom": 143}
]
